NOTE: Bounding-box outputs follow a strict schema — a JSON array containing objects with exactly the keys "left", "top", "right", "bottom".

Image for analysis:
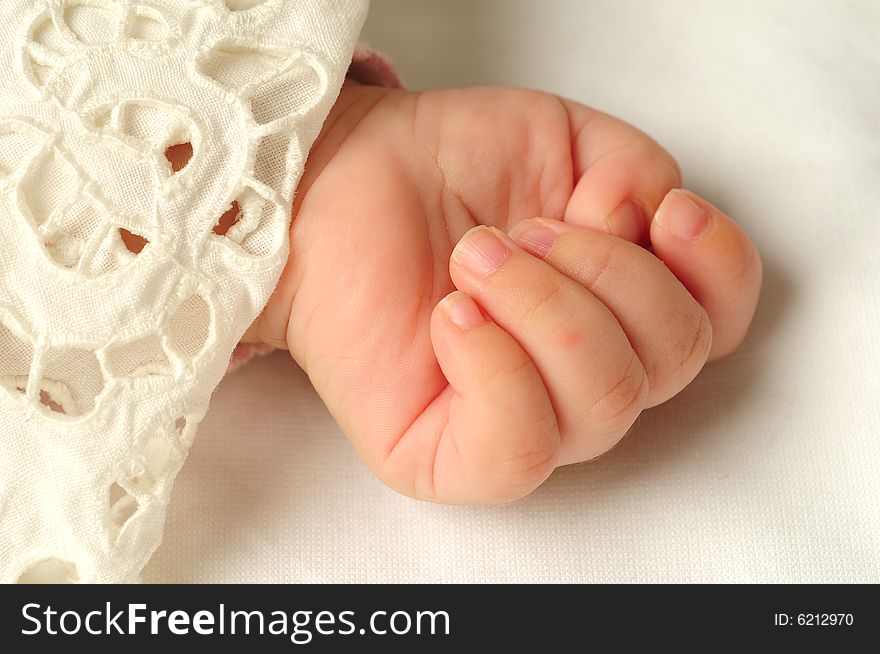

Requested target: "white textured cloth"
[
  {"left": 0, "top": 0, "right": 365, "bottom": 583},
  {"left": 143, "top": 0, "right": 880, "bottom": 583}
]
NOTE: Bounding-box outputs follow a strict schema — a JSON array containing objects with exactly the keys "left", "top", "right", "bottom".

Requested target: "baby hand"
[{"left": 246, "top": 83, "right": 761, "bottom": 503}]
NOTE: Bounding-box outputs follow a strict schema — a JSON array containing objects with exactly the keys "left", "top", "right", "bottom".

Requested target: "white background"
[{"left": 143, "top": 0, "right": 880, "bottom": 582}]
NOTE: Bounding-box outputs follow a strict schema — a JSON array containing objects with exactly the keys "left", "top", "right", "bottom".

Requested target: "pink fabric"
[
  {"left": 227, "top": 43, "right": 401, "bottom": 374},
  {"left": 227, "top": 341, "right": 276, "bottom": 373},
  {"left": 349, "top": 42, "right": 405, "bottom": 89}
]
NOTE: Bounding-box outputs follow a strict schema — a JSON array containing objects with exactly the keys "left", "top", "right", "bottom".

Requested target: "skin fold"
[{"left": 240, "top": 81, "right": 762, "bottom": 504}]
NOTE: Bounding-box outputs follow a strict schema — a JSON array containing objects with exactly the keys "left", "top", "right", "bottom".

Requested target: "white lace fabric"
[{"left": 0, "top": 0, "right": 366, "bottom": 583}]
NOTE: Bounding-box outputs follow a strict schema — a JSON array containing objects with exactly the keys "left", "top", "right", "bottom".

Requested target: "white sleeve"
[{"left": 0, "top": 0, "right": 368, "bottom": 583}]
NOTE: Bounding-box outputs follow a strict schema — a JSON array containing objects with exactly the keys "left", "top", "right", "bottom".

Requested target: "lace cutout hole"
[
  {"left": 250, "top": 57, "right": 324, "bottom": 125},
  {"left": 225, "top": 0, "right": 268, "bottom": 10},
  {"left": 212, "top": 190, "right": 283, "bottom": 258},
  {"left": 26, "top": 54, "right": 56, "bottom": 87},
  {"left": 116, "top": 101, "right": 192, "bottom": 146},
  {"left": 63, "top": 1, "right": 120, "bottom": 45},
  {"left": 138, "top": 428, "right": 179, "bottom": 489},
  {"left": 17, "top": 558, "right": 79, "bottom": 584},
  {"left": 199, "top": 45, "right": 286, "bottom": 91},
  {"left": 31, "top": 13, "right": 74, "bottom": 55},
  {"left": 213, "top": 200, "right": 241, "bottom": 236},
  {"left": 165, "top": 142, "right": 192, "bottom": 173},
  {"left": 44, "top": 200, "right": 103, "bottom": 269},
  {"left": 239, "top": 201, "right": 283, "bottom": 257},
  {"left": 129, "top": 10, "right": 167, "bottom": 42},
  {"left": 82, "top": 228, "right": 131, "bottom": 277},
  {"left": 175, "top": 416, "right": 195, "bottom": 447},
  {"left": 40, "top": 348, "right": 104, "bottom": 416},
  {"left": 167, "top": 295, "right": 211, "bottom": 360},
  {"left": 118, "top": 228, "right": 148, "bottom": 255},
  {"left": 106, "top": 334, "right": 170, "bottom": 378},
  {"left": 109, "top": 482, "right": 138, "bottom": 532},
  {"left": 22, "top": 152, "right": 79, "bottom": 224},
  {"left": 39, "top": 388, "right": 66, "bottom": 414}
]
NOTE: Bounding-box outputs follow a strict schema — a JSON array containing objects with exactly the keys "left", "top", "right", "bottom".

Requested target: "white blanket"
[{"left": 143, "top": 0, "right": 880, "bottom": 583}]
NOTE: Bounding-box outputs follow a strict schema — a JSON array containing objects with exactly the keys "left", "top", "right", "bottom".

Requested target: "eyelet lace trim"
[{"left": 0, "top": 0, "right": 366, "bottom": 583}]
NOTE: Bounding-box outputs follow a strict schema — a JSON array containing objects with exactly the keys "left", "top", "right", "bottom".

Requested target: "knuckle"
[
  {"left": 520, "top": 276, "right": 569, "bottom": 324},
  {"left": 679, "top": 306, "right": 713, "bottom": 373},
  {"left": 588, "top": 241, "right": 616, "bottom": 291},
  {"left": 570, "top": 239, "right": 617, "bottom": 295},
  {"left": 482, "top": 351, "right": 535, "bottom": 388},
  {"left": 587, "top": 352, "right": 648, "bottom": 431},
  {"left": 650, "top": 305, "right": 712, "bottom": 394},
  {"left": 491, "top": 412, "right": 560, "bottom": 501}
]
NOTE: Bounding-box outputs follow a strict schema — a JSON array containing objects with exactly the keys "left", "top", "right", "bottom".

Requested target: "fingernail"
[
  {"left": 655, "top": 190, "right": 710, "bottom": 240},
  {"left": 453, "top": 227, "right": 510, "bottom": 276},
  {"left": 508, "top": 221, "right": 557, "bottom": 259},
  {"left": 604, "top": 200, "right": 647, "bottom": 243},
  {"left": 442, "top": 292, "right": 485, "bottom": 329}
]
